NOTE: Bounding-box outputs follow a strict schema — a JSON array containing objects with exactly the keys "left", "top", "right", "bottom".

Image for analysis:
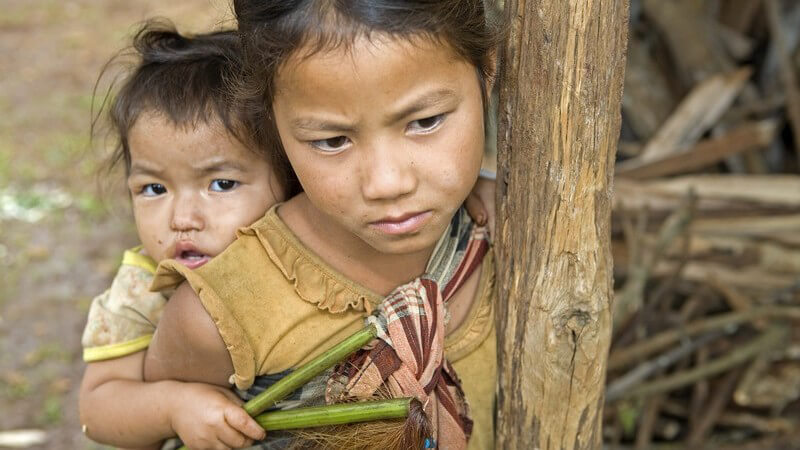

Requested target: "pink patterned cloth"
[{"left": 327, "top": 209, "right": 489, "bottom": 449}]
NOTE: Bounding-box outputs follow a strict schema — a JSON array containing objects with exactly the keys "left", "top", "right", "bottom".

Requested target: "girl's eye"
[
  {"left": 310, "top": 136, "right": 351, "bottom": 153},
  {"left": 408, "top": 114, "right": 445, "bottom": 134},
  {"left": 209, "top": 179, "right": 239, "bottom": 192},
  {"left": 141, "top": 183, "right": 167, "bottom": 197}
]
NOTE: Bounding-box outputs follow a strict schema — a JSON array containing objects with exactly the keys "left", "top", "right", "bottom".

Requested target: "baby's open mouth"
[
  {"left": 179, "top": 250, "right": 206, "bottom": 260},
  {"left": 175, "top": 248, "right": 211, "bottom": 269}
]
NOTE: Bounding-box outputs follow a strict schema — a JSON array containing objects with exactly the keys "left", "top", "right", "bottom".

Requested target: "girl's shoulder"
[
  {"left": 245, "top": 203, "right": 384, "bottom": 313},
  {"left": 154, "top": 203, "right": 381, "bottom": 315}
]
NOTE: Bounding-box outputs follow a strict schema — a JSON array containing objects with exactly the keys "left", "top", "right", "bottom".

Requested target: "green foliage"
[
  {"left": 37, "top": 394, "right": 63, "bottom": 425},
  {"left": 617, "top": 400, "right": 640, "bottom": 438}
]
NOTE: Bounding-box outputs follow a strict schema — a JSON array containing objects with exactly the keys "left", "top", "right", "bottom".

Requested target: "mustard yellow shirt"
[{"left": 153, "top": 206, "right": 496, "bottom": 449}]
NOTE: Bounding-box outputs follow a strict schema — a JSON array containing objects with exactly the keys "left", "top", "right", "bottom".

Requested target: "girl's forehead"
[
  {"left": 271, "top": 36, "right": 484, "bottom": 129},
  {"left": 276, "top": 34, "right": 463, "bottom": 86}
]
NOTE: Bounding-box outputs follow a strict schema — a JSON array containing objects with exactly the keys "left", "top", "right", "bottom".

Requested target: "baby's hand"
[
  {"left": 465, "top": 175, "right": 496, "bottom": 239},
  {"left": 170, "top": 383, "right": 265, "bottom": 450}
]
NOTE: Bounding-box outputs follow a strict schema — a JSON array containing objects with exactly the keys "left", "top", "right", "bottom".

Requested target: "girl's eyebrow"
[
  {"left": 290, "top": 88, "right": 459, "bottom": 133},
  {"left": 291, "top": 117, "right": 356, "bottom": 134},
  {"left": 387, "top": 88, "right": 458, "bottom": 124}
]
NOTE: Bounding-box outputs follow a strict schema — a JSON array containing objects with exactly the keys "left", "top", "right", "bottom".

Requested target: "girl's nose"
[
  {"left": 170, "top": 194, "right": 205, "bottom": 232},
  {"left": 360, "top": 141, "right": 417, "bottom": 201}
]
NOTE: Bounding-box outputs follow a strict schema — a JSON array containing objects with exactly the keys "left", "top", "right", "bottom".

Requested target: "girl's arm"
[{"left": 143, "top": 282, "right": 235, "bottom": 385}]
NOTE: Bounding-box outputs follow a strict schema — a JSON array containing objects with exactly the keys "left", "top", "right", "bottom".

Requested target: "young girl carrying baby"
[
  {"left": 79, "top": 9, "right": 498, "bottom": 449},
  {"left": 144, "top": 1, "right": 503, "bottom": 449}
]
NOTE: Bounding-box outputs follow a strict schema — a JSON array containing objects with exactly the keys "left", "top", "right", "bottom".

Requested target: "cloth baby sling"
[{"left": 238, "top": 207, "right": 490, "bottom": 449}]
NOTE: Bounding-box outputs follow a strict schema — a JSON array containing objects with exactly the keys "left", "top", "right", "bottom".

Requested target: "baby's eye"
[
  {"left": 310, "top": 136, "right": 351, "bottom": 153},
  {"left": 407, "top": 114, "right": 445, "bottom": 134},
  {"left": 141, "top": 183, "right": 167, "bottom": 197},
  {"left": 209, "top": 179, "right": 239, "bottom": 192}
]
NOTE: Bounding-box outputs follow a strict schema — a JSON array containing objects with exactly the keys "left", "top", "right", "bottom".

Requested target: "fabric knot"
[{"left": 326, "top": 208, "right": 489, "bottom": 449}]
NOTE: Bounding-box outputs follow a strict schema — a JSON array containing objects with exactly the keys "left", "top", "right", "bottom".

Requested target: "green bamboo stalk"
[
  {"left": 244, "top": 324, "right": 378, "bottom": 416},
  {"left": 177, "top": 325, "right": 378, "bottom": 450},
  {"left": 255, "top": 398, "right": 412, "bottom": 430}
]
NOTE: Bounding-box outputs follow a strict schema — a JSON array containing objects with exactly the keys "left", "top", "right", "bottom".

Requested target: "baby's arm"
[
  {"left": 80, "top": 352, "right": 174, "bottom": 448},
  {"left": 80, "top": 350, "right": 263, "bottom": 449}
]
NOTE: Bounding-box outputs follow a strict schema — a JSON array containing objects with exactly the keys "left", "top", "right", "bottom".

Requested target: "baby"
[{"left": 79, "top": 22, "right": 282, "bottom": 449}]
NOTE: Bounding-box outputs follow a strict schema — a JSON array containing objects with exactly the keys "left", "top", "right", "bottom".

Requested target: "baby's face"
[{"left": 127, "top": 111, "right": 283, "bottom": 267}]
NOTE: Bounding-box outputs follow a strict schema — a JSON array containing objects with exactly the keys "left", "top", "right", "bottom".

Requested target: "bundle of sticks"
[{"left": 605, "top": 0, "right": 800, "bottom": 448}]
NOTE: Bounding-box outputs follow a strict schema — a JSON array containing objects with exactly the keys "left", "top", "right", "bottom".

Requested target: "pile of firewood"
[{"left": 605, "top": 0, "right": 800, "bottom": 448}]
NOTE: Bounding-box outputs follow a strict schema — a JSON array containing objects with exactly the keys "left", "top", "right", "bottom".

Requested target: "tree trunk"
[{"left": 494, "top": 1, "right": 628, "bottom": 449}]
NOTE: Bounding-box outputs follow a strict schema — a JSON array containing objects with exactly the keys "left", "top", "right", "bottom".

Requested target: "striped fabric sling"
[{"left": 326, "top": 207, "right": 490, "bottom": 449}]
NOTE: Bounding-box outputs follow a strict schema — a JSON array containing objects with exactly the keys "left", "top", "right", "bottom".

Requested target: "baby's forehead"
[
  {"left": 130, "top": 107, "right": 246, "bottom": 142},
  {"left": 128, "top": 111, "right": 254, "bottom": 157}
]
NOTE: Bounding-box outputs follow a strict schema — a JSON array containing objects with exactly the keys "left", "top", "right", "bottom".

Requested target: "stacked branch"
[{"left": 606, "top": 1, "right": 800, "bottom": 448}]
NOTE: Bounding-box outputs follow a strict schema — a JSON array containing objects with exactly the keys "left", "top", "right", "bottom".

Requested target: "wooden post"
[{"left": 494, "top": 1, "right": 628, "bottom": 449}]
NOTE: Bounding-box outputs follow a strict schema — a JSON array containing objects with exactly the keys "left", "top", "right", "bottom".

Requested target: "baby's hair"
[
  {"left": 92, "top": 18, "right": 297, "bottom": 195},
  {"left": 232, "top": 0, "right": 504, "bottom": 179}
]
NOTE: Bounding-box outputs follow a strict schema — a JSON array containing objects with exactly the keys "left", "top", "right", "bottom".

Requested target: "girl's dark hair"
[
  {"left": 94, "top": 19, "right": 296, "bottom": 196},
  {"left": 233, "top": 0, "right": 504, "bottom": 192}
]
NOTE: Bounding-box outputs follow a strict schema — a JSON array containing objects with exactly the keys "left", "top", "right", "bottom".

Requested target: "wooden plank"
[
  {"left": 691, "top": 214, "right": 800, "bottom": 236},
  {"left": 617, "top": 119, "right": 778, "bottom": 179},
  {"left": 621, "top": 67, "right": 752, "bottom": 168},
  {"left": 615, "top": 175, "right": 800, "bottom": 211}
]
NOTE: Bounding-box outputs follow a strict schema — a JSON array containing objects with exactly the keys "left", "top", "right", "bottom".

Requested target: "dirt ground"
[{"left": 0, "top": 1, "right": 231, "bottom": 448}]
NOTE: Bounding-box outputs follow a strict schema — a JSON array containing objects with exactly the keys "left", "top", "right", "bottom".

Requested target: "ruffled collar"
[{"left": 248, "top": 205, "right": 383, "bottom": 314}]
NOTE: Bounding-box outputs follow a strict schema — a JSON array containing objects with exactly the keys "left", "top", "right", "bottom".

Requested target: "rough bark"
[{"left": 494, "top": 1, "right": 628, "bottom": 449}]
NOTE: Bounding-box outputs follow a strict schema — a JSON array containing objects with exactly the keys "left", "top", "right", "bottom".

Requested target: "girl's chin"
[{"left": 360, "top": 230, "right": 440, "bottom": 256}]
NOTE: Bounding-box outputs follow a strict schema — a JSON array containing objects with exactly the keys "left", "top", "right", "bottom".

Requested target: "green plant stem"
[
  {"left": 255, "top": 398, "right": 412, "bottom": 430},
  {"left": 178, "top": 325, "right": 378, "bottom": 450},
  {"left": 244, "top": 324, "right": 378, "bottom": 416}
]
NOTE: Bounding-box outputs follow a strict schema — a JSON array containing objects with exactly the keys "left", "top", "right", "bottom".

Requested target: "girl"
[{"left": 145, "top": 2, "right": 502, "bottom": 449}]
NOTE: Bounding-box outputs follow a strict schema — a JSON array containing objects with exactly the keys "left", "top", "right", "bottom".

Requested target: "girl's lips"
[{"left": 369, "top": 211, "right": 432, "bottom": 235}]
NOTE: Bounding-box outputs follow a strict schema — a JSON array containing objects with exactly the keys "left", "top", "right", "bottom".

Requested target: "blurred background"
[
  {"left": 0, "top": 1, "right": 231, "bottom": 449},
  {"left": 1, "top": 0, "right": 799, "bottom": 449}
]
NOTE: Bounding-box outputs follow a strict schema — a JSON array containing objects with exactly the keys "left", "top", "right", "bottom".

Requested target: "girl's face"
[
  {"left": 272, "top": 35, "right": 485, "bottom": 255},
  {"left": 127, "top": 112, "right": 283, "bottom": 266}
]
